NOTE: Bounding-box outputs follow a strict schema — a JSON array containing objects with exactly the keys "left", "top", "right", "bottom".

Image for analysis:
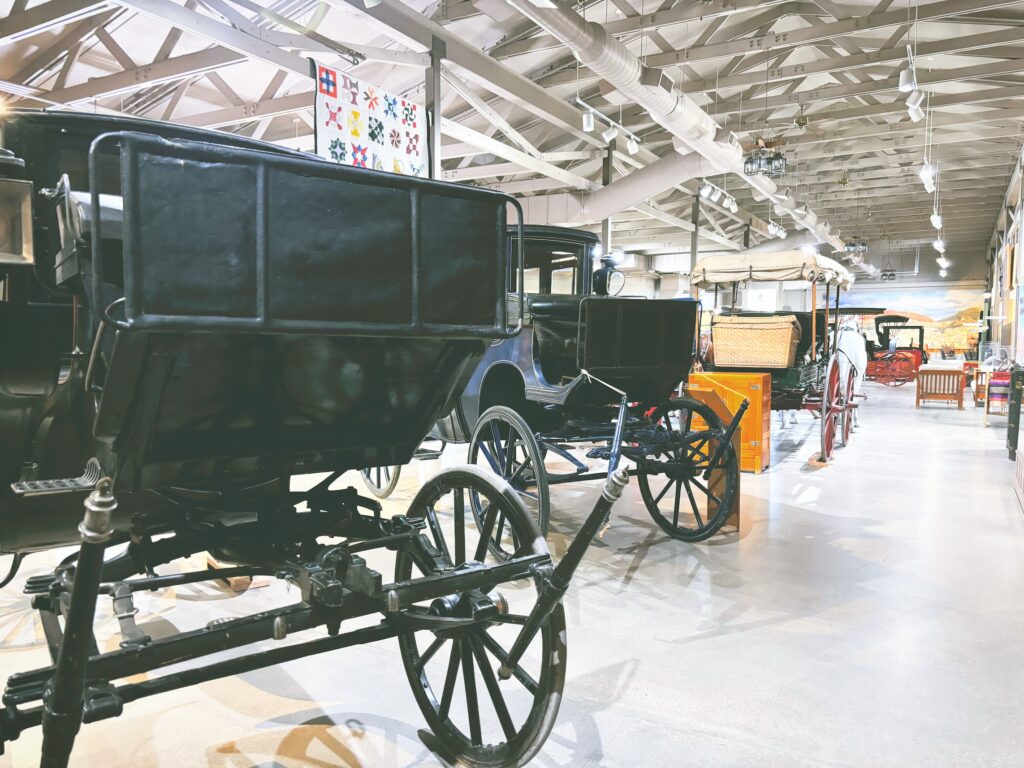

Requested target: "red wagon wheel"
[
  {"left": 873, "top": 352, "right": 914, "bottom": 387},
  {"left": 840, "top": 368, "right": 856, "bottom": 447},
  {"left": 819, "top": 357, "right": 842, "bottom": 462}
]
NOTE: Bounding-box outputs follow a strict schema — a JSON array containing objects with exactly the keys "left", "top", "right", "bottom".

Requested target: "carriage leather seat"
[{"left": 527, "top": 294, "right": 585, "bottom": 384}]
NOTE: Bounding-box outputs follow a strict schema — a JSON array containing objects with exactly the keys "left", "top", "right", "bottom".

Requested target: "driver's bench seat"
[{"left": 526, "top": 294, "right": 584, "bottom": 384}]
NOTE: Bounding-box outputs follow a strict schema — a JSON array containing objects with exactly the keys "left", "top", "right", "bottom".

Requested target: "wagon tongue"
[{"left": 497, "top": 466, "right": 630, "bottom": 680}]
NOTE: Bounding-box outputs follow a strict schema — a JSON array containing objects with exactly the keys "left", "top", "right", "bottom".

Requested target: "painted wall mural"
[
  {"left": 312, "top": 61, "right": 427, "bottom": 177},
  {"left": 839, "top": 286, "right": 984, "bottom": 351}
]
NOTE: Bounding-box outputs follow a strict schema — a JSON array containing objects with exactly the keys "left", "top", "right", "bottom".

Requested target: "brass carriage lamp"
[{"left": 0, "top": 151, "right": 34, "bottom": 265}]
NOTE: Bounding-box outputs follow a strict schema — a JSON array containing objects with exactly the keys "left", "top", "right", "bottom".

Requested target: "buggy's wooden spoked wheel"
[
  {"left": 820, "top": 358, "right": 842, "bottom": 461},
  {"left": 636, "top": 397, "right": 739, "bottom": 542},
  {"left": 396, "top": 468, "right": 565, "bottom": 768},
  {"left": 840, "top": 368, "right": 856, "bottom": 447},
  {"left": 361, "top": 464, "right": 402, "bottom": 498},
  {"left": 875, "top": 353, "right": 914, "bottom": 387},
  {"left": 468, "top": 406, "right": 550, "bottom": 539}
]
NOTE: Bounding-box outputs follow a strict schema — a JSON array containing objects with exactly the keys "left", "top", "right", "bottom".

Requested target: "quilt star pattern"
[{"left": 313, "top": 61, "right": 427, "bottom": 178}]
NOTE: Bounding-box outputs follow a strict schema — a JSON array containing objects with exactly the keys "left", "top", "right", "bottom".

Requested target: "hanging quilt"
[{"left": 312, "top": 60, "right": 427, "bottom": 178}]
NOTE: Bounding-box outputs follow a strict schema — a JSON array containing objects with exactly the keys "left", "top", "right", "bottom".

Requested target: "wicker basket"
[{"left": 712, "top": 314, "right": 801, "bottom": 368}]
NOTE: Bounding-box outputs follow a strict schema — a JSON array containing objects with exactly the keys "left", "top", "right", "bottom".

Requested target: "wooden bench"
[{"left": 916, "top": 367, "right": 965, "bottom": 409}]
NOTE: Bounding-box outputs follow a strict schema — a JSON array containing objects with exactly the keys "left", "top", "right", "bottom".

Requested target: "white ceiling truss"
[{"left": 3, "top": 0, "right": 1024, "bottom": 280}]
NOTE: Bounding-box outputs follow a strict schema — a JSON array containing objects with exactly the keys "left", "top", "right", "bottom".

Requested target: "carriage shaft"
[{"left": 499, "top": 467, "right": 629, "bottom": 680}]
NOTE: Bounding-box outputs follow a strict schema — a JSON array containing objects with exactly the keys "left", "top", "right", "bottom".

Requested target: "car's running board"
[{"left": 10, "top": 458, "right": 101, "bottom": 496}]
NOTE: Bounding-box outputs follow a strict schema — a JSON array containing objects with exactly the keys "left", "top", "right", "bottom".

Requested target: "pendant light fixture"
[{"left": 898, "top": 44, "right": 918, "bottom": 93}]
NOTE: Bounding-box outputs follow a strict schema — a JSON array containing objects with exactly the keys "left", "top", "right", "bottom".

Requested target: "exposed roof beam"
[
  {"left": 713, "top": 59, "right": 1024, "bottom": 117},
  {"left": 327, "top": 0, "right": 601, "bottom": 147},
  {"left": 642, "top": 0, "right": 1024, "bottom": 68},
  {"left": 751, "top": 84, "right": 1024, "bottom": 127},
  {"left": 440, "top": 118, "right": 594, "bottom": 190},
  {"left": 177, "top": 90, "right": 312, "bottom": 126},
  {"left": 681, "top": 26, "right": 1024, "bottom": 93},
  {"left": 16, "top": 47, "right": 245, "bottom": 106},
  {"left": 490, "top": 0, "right": 789, "bottom": 59},
  {"left": 117, "top": 0, "right": 310, "bottom": 76},
  {"left": 0, "top": 0, "right": 109, "bottom": 44}
]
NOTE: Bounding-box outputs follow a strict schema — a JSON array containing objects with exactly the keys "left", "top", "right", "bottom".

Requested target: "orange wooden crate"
[{"left": 687, "top": 372, "right": 772, "bottom": 473}]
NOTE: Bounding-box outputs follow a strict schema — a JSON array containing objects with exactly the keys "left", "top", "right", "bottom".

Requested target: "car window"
[{"left": 510, "top": 238, "right": 587, "bottom": 295}]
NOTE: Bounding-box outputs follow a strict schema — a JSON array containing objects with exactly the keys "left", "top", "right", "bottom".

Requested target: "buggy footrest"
[{"left": 10, "top": 459, "right": 101, "bottom": 497}]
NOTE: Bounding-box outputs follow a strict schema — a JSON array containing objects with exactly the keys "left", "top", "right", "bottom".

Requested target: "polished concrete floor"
[{"left": 1, "top": 382, "right": 1022, "bottom": 767}]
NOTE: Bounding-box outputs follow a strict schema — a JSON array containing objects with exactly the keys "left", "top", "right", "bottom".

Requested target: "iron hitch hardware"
[
  {"left": 110, "top": 584, "right": 150, "bottom": 649},
  {"left": 498, "top": 466, "right": 630, "bottom": 681},
  {"left": 80, "top": 477, "right": 116, "bottom": 543}
]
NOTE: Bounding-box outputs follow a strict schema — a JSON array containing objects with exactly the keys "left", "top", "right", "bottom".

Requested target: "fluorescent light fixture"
[
  {"left": 906, "top": 89, "right": 925, "bottom": 110},
  {"left": 932, "top": 238, "right": 946, "bottom": 253},
  {"left": 582, "top": 111, "right": 595, "bottom": 132},
  {"left": 625, "top": 136, "right": 639, "bottom": 155},
  {"left": 898, "top": 66, "right": 917, "bottom": 94},
  {"left": 930, "top": 212, "right": 943, "bottom": 230},
  {"left": 601, "top": 126, "right": 618, "bottom": 143}
]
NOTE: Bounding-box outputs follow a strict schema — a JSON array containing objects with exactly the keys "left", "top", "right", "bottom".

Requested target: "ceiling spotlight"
[
  {"left": 898, "top": 66, "right": 917, "bottom": 94},
  {"left": 905, "top": 89, "right": 925, "bottom": 110},
  {"left": 930, "top": 211, "right": 943, "bottom": 230},
  {"left": 940, "top": 268, "right": 948, "bottom": 278},
  {"left": 937, "top": 256, "right": 951, "bottom": 269},
  {"left": 625, "top": 136, "right": 639, "bottom": 155},
  {"left": 699, "top": 180, "right": 713, "bottom": 199},
  {"left": 908, "top": 104, "right": 925, "bottom": 123},
  {"left": 709, "top": 186, "right": 723, "bottom": 203},
  {"left": 582, "top": 111, "right": 595, "bottom": 132},
  {"left": 933, "top": 238, "right": 946, "bottom": 254},
  {"left": 601, "top": 125, "right": 618, "bottom": 143},
  {"left": 920, "top": 160, "right": 936, "bottom": 189}
]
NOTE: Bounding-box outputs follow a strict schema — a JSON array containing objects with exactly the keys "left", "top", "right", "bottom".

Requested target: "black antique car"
[
  {"left": 363, "top": 225, "right": 745, "bottom": 544},
  {"left": 0, "top": 110, "right": 632, "bottom": 767}
]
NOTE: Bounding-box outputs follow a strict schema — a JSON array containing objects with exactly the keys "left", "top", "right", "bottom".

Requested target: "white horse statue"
[{"left": 836, "top": 319, "right": 868, "bottom": 425}]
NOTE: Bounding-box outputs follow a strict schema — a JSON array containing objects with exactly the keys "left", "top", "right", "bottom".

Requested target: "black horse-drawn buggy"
[
  {"left": 362, "top": 226, "right": 745, "bottom": 544},
  {"left": 0, "top": 110, "right": 651, "bottom": 767}
]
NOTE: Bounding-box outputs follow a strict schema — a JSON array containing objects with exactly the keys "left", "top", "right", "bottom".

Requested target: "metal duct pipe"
[
  {"left": 505, "top": 0, "right": 851, "bottom": 258},
  {"left": 582, "top": 151, "right": 707, "bottom": 221},
  {"left": 521, "top": 151, "right": 708, "bottom": 226}
]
